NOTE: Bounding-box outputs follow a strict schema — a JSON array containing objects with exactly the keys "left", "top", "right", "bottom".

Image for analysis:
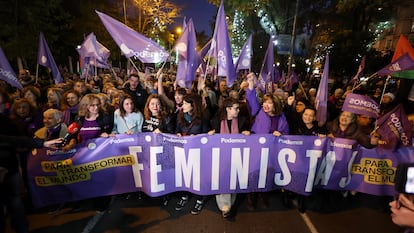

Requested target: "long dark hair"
[
  {"left": 118, "top": 94, "right": 136, "bottom": 117},
  {"left": 219, "top": 97, "right": 239, "bottom": 121},
  {"left": 177, "top": 93, "right": 203, "bottom": 126}
]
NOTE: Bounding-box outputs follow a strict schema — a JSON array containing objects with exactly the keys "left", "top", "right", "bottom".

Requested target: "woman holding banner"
[
  {"left": 245, "top": 72, "right": 289, "bottom": 210},
  {"left": 208, "top": 97, "right": 251, "bottom": 219},
  {"left": 141, "top": 94, "right": 175, "bottom": 206},
  {"left": 290, "top": 106, "right": 327, "bottom": 212},
  {"left": 112, "top": 94, "right": 143, "bottom": 135},
  {"left": 326, "top": 111, "right": 379, "bottom": 148},
  {"left": 141, "top": 94, "right": 175, "bottom": 134},
  {"left": 174, "top": 93, "right": 210, "bottom": 215},
  {"left": 65, "top": 94, "right": 114, "bottom": 212}
]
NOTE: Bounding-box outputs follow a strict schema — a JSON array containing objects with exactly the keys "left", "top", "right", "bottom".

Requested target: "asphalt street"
[{"left": 5, "top": 191, "right": 400, "bottom": 233}]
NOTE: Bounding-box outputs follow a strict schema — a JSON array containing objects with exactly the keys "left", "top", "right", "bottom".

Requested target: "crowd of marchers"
[{"left": 1, "top": 66, "right": 414, "bottom": 232}]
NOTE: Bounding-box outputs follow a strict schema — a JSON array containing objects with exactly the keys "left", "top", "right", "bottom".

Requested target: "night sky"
[{"left": 170, "top": 0, "right": 217, "bottom": 36}]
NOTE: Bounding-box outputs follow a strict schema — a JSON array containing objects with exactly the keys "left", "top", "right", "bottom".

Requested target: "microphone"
[{"left": 60, "top": 122, "right": 81, "bottom": 146}]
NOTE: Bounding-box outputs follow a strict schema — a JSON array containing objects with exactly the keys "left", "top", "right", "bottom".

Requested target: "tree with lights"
[{"left": 132, "top": 0, "right": 181, "bottom": 38}]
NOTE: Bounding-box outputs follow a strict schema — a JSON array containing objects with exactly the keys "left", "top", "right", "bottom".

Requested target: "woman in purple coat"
[
  {"left": 246, "top": 72, "right": 289, "bottom": 136},
  {"left": 244, "top": 72, "right": 290, "bottom": 210}
]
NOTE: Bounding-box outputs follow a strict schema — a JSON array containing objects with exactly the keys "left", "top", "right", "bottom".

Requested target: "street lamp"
[{"left": 175, "top": 26, "right": 183, "bottom": 35}]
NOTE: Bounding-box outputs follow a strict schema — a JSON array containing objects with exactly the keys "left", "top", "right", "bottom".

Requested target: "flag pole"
[
  {"left": 35, "top": 64, "right": 39, "bottom": 84},
  {"left": 128, "top": 57, "right": 142, "bottom": 73},
  {"left": 153, "top": 47, "right": 178, "bottom": 82},
  {"left": 297, "top": 79, "right": 308, "bottom": 100},
  {"left": 379, "top": 75, "right": 391, "bottom": 105},
  {"left": 84, "top": 64, "right": 90, "bottom": 83},
  {"left": 351, "top": 72, "right": 377, "bottom": 91},
  {"left": 94, "top": 57, "right": 97, "bottom": 78}
]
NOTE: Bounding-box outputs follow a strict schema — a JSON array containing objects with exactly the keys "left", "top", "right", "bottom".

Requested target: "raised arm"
[{"left": 245, "top": 72, "right": 260, "bottom": 116}]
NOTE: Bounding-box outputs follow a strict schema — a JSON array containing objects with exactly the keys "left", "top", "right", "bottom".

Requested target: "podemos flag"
[
  {"left": 235, "top": 34, "right": 253, "bottom": 71},
  {"left": 175, "top": 19, "right": 198, "bottom": 89},
  {"left": 37, "top": 32, "right": 63, "bottom": 84},
  {"left": 376, "top": 104, "right": 412, "bottom": 151},
  {"left": 315, "top": 53, "right": 329, "bottom": 125},
  {"left": 212, "top": 1, "right": 236, "bottom": 87},
  {"left": 342, "top": 93, "right": 380, "bottom": 118},
  {"left": 0, "top": 47, "right": 22, "bottom": 89},
  {"left": 96, "top": 10, "right": 169, "bottom": 63},
  {"left": 259, "top": 38, "right": 275, "bottom": 93}
]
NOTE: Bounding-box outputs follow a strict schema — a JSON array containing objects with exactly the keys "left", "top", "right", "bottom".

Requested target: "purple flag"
[
  {"left": 342, "top": 93, "right": 380, "bottom": 118},
  {"left": 212, "top": 1, "right": 236, "bottom": 87},
  {"left": 377, "top": 53, "right": 414, "bottom": 76},
  {"left": 315, "top": 53, "right": 329, "bottom": 125},
  {"left": 197, "top": 39, "right": 212, "bottom": 74},
  {"left": 182, "top": 16, "right": 187, "bottom": 31},
  {"left": 96, "top": 11, "right": 169, "bottom": 63},
  {"left": 77, "top": 32, "right": 110, "bottom": 68},
  {"left": 37, "top": 32, "right": 63, "bottom": 84},
  {"left": 279, "top": 70, "right": 286, "bottom": 85},
  {"left": 284, "top": 71, "right": 299, "bottom": 92},
  {"left": 348, "top": 55, "right": 365, "bottom": 85},
  {"left": 274, "top": 66, "right": 281, "bottom": 84},
  {"left": 259, "top": 38, "right": 274, "bottom": 93},
  {"left": 175, "top": 19, "right": 198, "bottom": 89},
  {"left": 0, "top": 48, "right": 23, "bottom": 89},
  {"left": 235, "top": 34, "right": 253, "bottom": 71},
  {"left": 376, "top": 104, "right": 412, "bottom": 151}
]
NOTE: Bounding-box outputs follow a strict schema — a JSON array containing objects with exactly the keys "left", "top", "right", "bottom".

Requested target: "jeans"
[{"left": 0, "top": 172, "right": 28, "bottom": 233}]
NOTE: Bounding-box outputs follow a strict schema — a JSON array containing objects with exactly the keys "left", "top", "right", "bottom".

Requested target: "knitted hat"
[{"left": 383, "top": 92, "right": 395, "bottom": 101}]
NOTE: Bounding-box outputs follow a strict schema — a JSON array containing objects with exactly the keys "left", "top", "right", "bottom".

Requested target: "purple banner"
[
  {"left": 342, "top": 93, "right": 380, "bottom": 118},
  {"left": 28, "top": 133, "right": 414, "bottom": 208}
]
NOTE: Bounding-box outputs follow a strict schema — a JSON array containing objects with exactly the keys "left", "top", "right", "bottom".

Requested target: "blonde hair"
[{"left": 78, "top": 94, "right": 101, "bottom": 117}]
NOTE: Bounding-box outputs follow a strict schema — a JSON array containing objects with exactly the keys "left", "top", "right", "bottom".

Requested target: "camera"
[{"left": 395, "top": 163, "right": 414, "bottom": 194}]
